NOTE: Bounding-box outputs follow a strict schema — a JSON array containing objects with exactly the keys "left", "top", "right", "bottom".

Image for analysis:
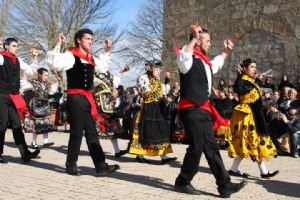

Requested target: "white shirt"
[
  {"left": 176, "top": 45, "right": 224, "bottom": 96},
  {"left": 46, "top": 45, "right": 111, "bottom": 73},
  {"left": 0, "top": 55, "right": 37, "bottom": 76}
]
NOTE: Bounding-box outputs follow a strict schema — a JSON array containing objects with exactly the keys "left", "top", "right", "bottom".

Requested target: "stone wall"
[{"left": 162, "top": 0, "right": 300, "bottom": 85}]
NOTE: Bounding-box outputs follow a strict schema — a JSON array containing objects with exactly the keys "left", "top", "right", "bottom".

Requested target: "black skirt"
[{"left": 139, "top": 102, "right": 170, "bottom": 144}]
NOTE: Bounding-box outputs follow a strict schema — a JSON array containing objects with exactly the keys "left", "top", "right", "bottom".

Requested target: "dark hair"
[
  {"left": 268, "top": 102, "right": 278, "bottom": 108},
  {"left": 189, "top": 28, "right": 210, "bottom": 41},
  {"left": 4, "top": 38, "right": 18, "bottom": 49},
  {"left": 240, "top": 58, "right": 256, "bottom": 68},
  {"left": 37, "top": 67, "right": 48, "bottom": 75},
  {"left": 74, "top": 29, "right": 93, "bottom": 47}
]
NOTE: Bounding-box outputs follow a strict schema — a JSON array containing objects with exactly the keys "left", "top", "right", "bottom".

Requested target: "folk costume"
[
  {"left": 23, "top": 78, "right": 54, "bottom": 148},
  {"left": 227, "top": 74, "right": 278, "bottom": 178},
  {"left": 175, "top": 45, "right": 233, "bottom": 192},
  {"left": 0, "top": 50, "right": 40, "bottom": 163},
  {"left": 129, "top": 63, "right": 176, "bottom": 163},
  {"left": 94, "top": 68, "right": 127, "bottom": 157},
  {"left": 47, "top": 43, "right": 119, "bottom": 174}
]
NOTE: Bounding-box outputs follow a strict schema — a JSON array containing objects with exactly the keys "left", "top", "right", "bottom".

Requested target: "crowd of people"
[{"left": 0, "top": 22, "right": 299, "bottom": 198}]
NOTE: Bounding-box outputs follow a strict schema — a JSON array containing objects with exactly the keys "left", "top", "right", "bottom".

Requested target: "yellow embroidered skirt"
[
  {"left": 227, "top": 104, "right": 277, "bottom": 161},
  {"left": 129, "top": 103, "right": 173, "bottom": 156}
]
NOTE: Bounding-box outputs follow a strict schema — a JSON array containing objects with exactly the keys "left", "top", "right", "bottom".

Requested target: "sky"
[
  {"left": 112, "top": 0, "right": 146, "bottom": 31},
  {"left": 109, "top": 0, "right": 147, "bottom": 87}
]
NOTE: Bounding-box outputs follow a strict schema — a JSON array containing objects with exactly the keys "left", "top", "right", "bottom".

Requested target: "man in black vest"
[
  {"left": 174, "top": 24, "right": 246, "bottom": 198},
  {"left": 0, "top": 38, "right": 40, "bottom": 164},
  {"left": 47, "top": 29, "right": 119, "bottom": 176}
]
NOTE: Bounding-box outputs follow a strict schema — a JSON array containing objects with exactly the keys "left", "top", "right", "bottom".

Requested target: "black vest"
[
  {"left": 0, "top": 56, "right": 20, "bottom": 94},
  {"left": 180, "top": 56, "right": 212, "bottom": 105},
  {"left": 66, "top": 55, "right": 95, "bottom": 90}
]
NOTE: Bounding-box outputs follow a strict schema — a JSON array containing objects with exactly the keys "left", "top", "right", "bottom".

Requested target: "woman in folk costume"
[
  {"left": 23, "top": 67, "right": 56, "bottom": 149},
  {"left": 227, "top": 58, "right": 279, "bottom": 178},
  {"left": 94, "top": 65, "right": 128, "bottom": 158},
  {"left": 129, "top": 61, "right": 177, "bottom": 164}
]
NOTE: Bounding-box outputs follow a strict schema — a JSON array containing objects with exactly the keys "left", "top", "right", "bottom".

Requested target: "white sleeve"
[
  {"left": 211, "top": 55, "right": 225, "bottom": 74},
  {"left": 113, "top": 75, "right": 121, "bottom": 88},
  {"left": 137, "top": 74, "right": 151, "bottom": 93},
  {"left": 94, "top": 52, "right": 110, "bottom": 73},
  {"left": 19, "top": 58, "right": 36, "bottom": 76},
  {"left": 46, "top": 45, "right": 75, "bottom": 71},
  {"left": 176, "top": 45, "right": 193, "bottom": 74},
  {"left": 0, "top": 55, "right": 3, "bottom": 65}
]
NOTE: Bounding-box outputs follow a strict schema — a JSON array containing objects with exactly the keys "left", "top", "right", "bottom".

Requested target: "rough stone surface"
[
  {"left": 163, "top": 0, "right": 300, "bottom": 85},
  {"left": 0, "top": 130, "right": 300, "bottom": 199}
]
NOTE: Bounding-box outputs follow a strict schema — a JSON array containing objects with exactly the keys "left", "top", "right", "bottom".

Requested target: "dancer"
[
  {"left": 128, "top": 61, "right": 177, "bottom": 164},
  {"left": 47, "top": 29, "right": 119, "bottom": 176},
  {"left": 174, "top": 23, "right": 246, "bottom": 198},
  {"left": 227, "top": 58, "right": 279, "bottom": 178},
  {"left": 94, "top": 66, "right": 127, "bottom": 158},
  {"left": 0, "top": 38, "right": 40, "bottom": 164},
  {"left": 23, "top": 67, "right": 55, "bottom": 149}
]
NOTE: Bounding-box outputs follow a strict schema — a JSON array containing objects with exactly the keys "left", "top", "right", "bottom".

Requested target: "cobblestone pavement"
[{"left": 0, "top": 130, "right": 299, "bottom": 200}]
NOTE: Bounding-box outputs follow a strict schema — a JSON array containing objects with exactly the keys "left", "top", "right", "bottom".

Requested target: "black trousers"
[
  {"left": 66, "top": 94, "right": 105, "bottom": 168},
  {"left": 176, "top": 107, "right": 230, "bottom": 188},
  {"left": 0, "top": 94, "right": 30, "bottom": 156}
]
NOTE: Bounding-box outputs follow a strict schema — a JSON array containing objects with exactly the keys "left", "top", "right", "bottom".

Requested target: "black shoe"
[
  {"left": 228, "top": 170, "right": 250, "bottom": 178},
  {"left": 161, "top": 157, "right": 177, "bottom": 165},
  {"left": 96, "top": 163, "right": 120, "bottom": 177},
  {"left": 115, "top": 150, "right": 127, "bottom": 158},
  {"left": 22, "top": 149, "right": 40, "bottom": 164},
  {"left": 43, "top": 142, "right": 55, "bottom": 148},
  {"left": 0, "top": 155, "right": 8, "bottom": 164},
  {"left": 66, "top": 166, "right": 80, "bottom": 176},
  {"left": 31, "top": 143, "right": 40, "bottom": 150},
  {"left": 218, "top": 181, "right": 247, "bottom": 198},
  {"left": 135, "top": 156, "right": 151, "bottom": 164},
  {"left": 261, "top": 170, "right": 279, "bottom": 178},
  {"left": 174, "top": 184, "right": 201, "bottom": 195}
]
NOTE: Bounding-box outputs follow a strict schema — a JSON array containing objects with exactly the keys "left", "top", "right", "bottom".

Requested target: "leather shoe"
[
  {"left": 135, "top": 156, "right": 151, "bottom": 164},
  {"left": 96, "top": 163, "right": 120, "bottom": 177},
  {"left": 0, "top": 155, "right": 8, "bottom": 164},
  {"left": 161, "top": 157, "right": 177, "bottom": 164},
  {"left": 31, "top": 142, "right": 40, "bottom": 150},
  {"left": 261, "top": 170, "right": 279, "bottom": 178},
  {"left": 218, "top": 181, "right": 247, "bottom": 198},
  {"left": 174, "top": 184, "right": 201, "bottom": 195},
  {"left": 43, "top": 142, "right": 55, "bottom": 148},
  {"left": 22, "top": 149, "right": 40, "bottom": 164},
  {"left": 115, "top": 150, "right": 127, "bottom": 158},
  {"left": 66, "top": 166, "right": 80, "bottom": 176},
  {"left": 228, "top": 170, "right": 250, "bottom": 178}
]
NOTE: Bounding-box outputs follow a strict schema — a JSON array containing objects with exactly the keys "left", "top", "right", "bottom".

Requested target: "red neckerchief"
[
  {"left": 0, "top": 50, "right": 17, "bottom": 64},
  {"left": 68, "top": 47, "right": 95, "bottom": 67},
  {"left": 175, "top": 46, "right": 212, "bottom": 67}
]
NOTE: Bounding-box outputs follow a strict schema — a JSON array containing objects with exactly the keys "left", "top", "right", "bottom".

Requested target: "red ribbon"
[
  {"left": 0, "top": 50, "right": 17, "bottom": 64},
  {"left": 67, "top": 89, "right": 105, "bottom": 132},
  {"left": 175, "top": 46, "right": 212, "bottom": 67},
  {"left": 68, "top": 47, "right": 95, "bottom": 67},
  {"left": 178, "top": 98, "right": 229, "bottom": 131},
  {"left": 8, "top": 94, "right": 29, "bottom": 121}
]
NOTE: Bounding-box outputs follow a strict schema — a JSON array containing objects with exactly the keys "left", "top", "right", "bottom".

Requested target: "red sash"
[
  {"left": 178, "top": 98, "right": 229, "bottom": 131},
  {"left": 8, "top": 94, "right": 29, "bottom": 121},
  {"left": 67, "top": 89, "right": 105, "bottom": 132}
]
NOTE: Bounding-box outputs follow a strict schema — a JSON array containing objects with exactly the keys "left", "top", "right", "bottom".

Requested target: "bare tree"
[
  {"left": 5, "top": 0, "right": 119, "bottom": 54},
  {"left": 119, "top": 0, "right": 163, "bottom": 65},
  {"left": 0, "top": 0, "right": 10, "bottom": 37}
]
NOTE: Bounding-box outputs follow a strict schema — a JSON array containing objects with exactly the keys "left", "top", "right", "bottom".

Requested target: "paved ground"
[{"left": 0, "top": 130, "right": 299, "bottom": 200}]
